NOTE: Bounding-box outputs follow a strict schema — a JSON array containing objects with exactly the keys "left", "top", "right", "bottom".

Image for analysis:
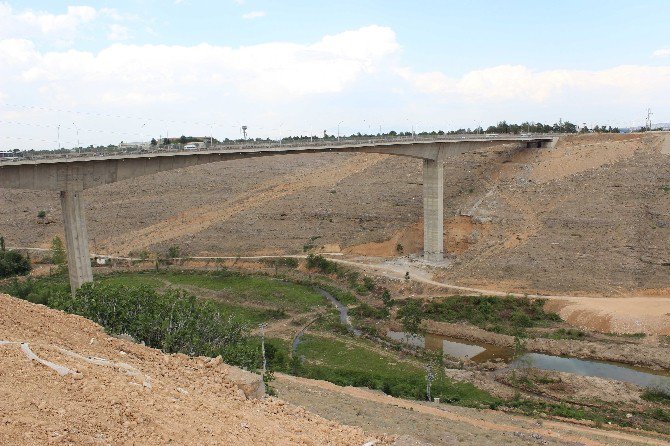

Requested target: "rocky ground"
[{"left": 2, "top": 133, "right": 669, "bottom": 298}]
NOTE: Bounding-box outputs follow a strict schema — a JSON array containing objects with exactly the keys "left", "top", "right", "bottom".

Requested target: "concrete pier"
[
  {"left": 60, "top": 191, "right": 93, "bottom": 294},
  {"left": 423, "top": 159, "right": 444, "bottom": 262}
]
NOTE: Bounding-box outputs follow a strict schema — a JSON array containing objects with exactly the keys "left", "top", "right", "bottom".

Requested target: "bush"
[
  {"left": 642, "top": 388, "right": 670, "bottom": 406},
  {"left": 362, "top": 276, "right": 376, "bottom": 291},
  {"left": 306, "top": 254, "right": 339, "bottom": 275},
  {"left": 50, "top": 237, "right": 66, "bottom": 265},
  {"left": 0, "top": 250, "right": 32, "bottom": 278},
  {"left": 421, "top": 295, "right": 561, "bottom": 335},
  {"left": 350, "top": 302, "right": 388, "bottom": 320},
  {"left": 397, "top": 299, "right": 423, "bottom": 334},
  {"left": 48, "top": 282, "right": 259, "bottom": 369}
]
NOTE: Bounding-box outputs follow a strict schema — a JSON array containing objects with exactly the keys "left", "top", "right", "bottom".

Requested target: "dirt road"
[{"left": 275, "top": 373, "right": 670, "bottom": 446}]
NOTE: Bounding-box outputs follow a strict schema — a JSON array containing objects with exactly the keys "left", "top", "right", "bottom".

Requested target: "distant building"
[
  {"left": 118, "top": 141, "right": 150, "bottom": 149},
  {"left": 0, "top": 151, "right": 21, "bottom": 159}
]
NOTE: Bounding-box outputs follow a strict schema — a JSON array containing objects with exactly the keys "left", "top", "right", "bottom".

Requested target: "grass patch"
[
  {"left": 161, "top": 271, "right": 326, "bottom": 312},
  {"left": 295, "top": 334, "right": 499, "bottom": 407},
  {"left": 546, "top": 328, "right": 586, "bottom": 340},
  {"left": 642, "top": 388, "right": 670, "bottom": 406},
  {"left": 98, "top": 272, "right": 164, "bottom": 288}
]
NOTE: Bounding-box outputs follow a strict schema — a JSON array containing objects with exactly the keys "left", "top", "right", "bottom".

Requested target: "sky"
[{"left": 1, "top": 0, "right": 669, "bottom": 150}]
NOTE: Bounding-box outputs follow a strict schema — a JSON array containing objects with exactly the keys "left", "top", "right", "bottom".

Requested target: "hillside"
[
  {"left": 0, "top": 293, "right": 389, "bottom": 445},
  {"left": 1, "top": 133, "right": 668, "bottom": 296}
]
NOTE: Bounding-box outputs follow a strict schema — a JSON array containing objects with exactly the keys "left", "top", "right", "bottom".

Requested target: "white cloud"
[
  {"left": 0, "top": 25, "right": 400, "bottom": 105},
  {"left": 652, "top": 48, "right": 670, "bottom": 58},
  {"left": 0, "top": 3, "right": 96, "bottom": 39},
  {"left": 107, "top": 24, "right": 130, "bottom": 41},
  {"left": 242, "top": 10, "right": 266, "bottom": 19},
  {"left": 400, "top": 64, "right": 670, "bottom": 103}
]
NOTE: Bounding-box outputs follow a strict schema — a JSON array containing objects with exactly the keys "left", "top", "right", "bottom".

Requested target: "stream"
[
  {"left": 388, "top": 331, "right": 670, "bottom": 391},
  {"left": 292, "top": 288, "right": 361, "bottom": 354}
]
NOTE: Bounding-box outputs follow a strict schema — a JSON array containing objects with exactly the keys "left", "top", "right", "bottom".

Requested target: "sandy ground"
[
  {"left": 0, "top": 293, "right": 390, "bottom": 446},
  {"left": 274, "top": 373, "right": 670, "bottom": 446}
]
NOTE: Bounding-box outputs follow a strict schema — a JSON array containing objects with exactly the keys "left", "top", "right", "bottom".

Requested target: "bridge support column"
[
  {"left": 423, "top": 159, "right": 444, "bottom": 262},
  {"left": 60, "top": 190, "right": 93, "bottom": 295}
]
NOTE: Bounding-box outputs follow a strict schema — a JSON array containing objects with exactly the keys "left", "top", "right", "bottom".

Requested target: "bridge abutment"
[
  {"left": 422, "top": 159, "right": 444, "bottom": 262},
  {"left": 60, "top": 191, "right": 93, "bottom": 295}
]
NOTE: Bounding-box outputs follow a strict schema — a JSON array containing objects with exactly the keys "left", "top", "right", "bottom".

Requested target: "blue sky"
[{"left": 1, "top": 1, "right": 669, "bottom": 149}]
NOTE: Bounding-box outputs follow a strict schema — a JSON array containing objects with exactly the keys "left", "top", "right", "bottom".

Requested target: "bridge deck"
[{"left": 1, "top": 135, "right": 555, "bottom": 167}]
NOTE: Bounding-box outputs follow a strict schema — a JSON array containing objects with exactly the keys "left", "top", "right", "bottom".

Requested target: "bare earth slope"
[
  {"left": 1, "top": 133, "right": 668, "bottom": 296},
  {"left": 0, "top": 293, "right": 386, "bottom": 445}
]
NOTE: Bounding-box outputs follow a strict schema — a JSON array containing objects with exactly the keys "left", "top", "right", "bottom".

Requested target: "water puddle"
[{"left": 387, "top": 330, "right": 670, "bottom": 390}]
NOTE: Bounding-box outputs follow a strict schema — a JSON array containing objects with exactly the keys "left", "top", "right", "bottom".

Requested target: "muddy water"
[{"left": 387, "top": 331, "right": 670, "bottom": 390}]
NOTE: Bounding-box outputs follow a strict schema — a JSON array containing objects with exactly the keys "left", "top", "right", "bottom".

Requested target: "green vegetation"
[
  {"left": 50, "top": 236, "right": 66, "bottom": 265},
  {"left": 306, "top": 254, "right": 340, "bottom": 275},
  {"left": 37, "top": 210, "right": 46, "bottom": 219},
  {"left": 414, "top": 295, "right": 561, "bottom": 336},
  {"left": 349, "top": 302, "right": 387, "bottom": 320},
  {"left": 0, "top": 249, "right": 32, "bottom": 278},
  {"left": 397, "top": 299, "right": 423, "bottom": 334},
  {"left": 52, "top": 283, "right": 259, "bottom": 367},
  {"left": 162, "top": 271, "right": 325, "bottom": 312},
  {"left": 294, "top": 334, "right": 498, "bottom": 407},
  {"left": 3, "top": 269, "right": 665, "bottom": 433},
  {"left": 642, "top": 388, "right": 670, "bottom": 406},
  {"left": 546, "top": 328, "right": 586, "bottom": 340}
]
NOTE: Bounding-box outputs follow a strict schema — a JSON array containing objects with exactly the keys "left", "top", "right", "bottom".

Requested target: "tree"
[
  {"left": 150, "top": 138, "right": 157, "bottom": 146},
  {"left": 50, "top": 237, "right": 66, "bottom": 265},
  {"left": 398, "top": 299, "right": 423, "bottom": 334},
  {"left": 167, "top": 245, "right": 180, "bottom": 259},
  {"left": 0, "top": 236, "right": 4, "bottom": 251},
  {"left": 0, "top": 250, "right": 31, "bottom": 278},
  {"left": 179, "top": 135, "right": 187, "bottom": 144}
]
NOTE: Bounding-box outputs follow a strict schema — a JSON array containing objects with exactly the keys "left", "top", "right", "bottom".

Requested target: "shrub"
[
  {"left": 642, "top": 388, "right": 670, "bottom": 405},
  {"left": 397, "top": 299, "right": 423, "bottom": 334},
  {"left": 37, "top": 210, "right": 46, "bottom": 219},
  {"left": 350, "top": 302, "right": 388, "bottom": 320},
  {"left": 50, "top": 237, "right": 67, "bottom": 265},
  {"left": 381, "top": 289, "right": 394, "bottom": 308},
  {"left": 49, "top": 282, "right": 258, "bottom": 369},
  {"left": 306, "top": 254, "right": 339, "bottom": 275},
  {"left": 0, "top": 250, "right": 32, "bottom": 278},
  {"left": 362, "top": 276, "right": 376, "bottom": 291}
]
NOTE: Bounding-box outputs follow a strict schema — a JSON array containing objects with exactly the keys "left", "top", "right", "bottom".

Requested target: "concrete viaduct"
[{"left": 0, "top": 135, "right": 556, "bottom": 293}]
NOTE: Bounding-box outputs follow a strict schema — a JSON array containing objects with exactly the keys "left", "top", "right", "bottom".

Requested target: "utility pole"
[
  {"left": 57, "top": 124, "right": 61, "bottom": 150},
  {"left": 646, "top": 108, "right": 653, "bottom": 130},
  {"left": 425, "top": 364, "right": 435, "bottom": 402},
  {"left": 259, "top": 323, "right": 267, "bottom": 375},
  {"left": 72, "top": 122, "right": 79, "bottom": 153}
]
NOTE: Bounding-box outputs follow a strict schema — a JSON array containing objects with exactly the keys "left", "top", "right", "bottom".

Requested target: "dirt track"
[{"left": 275, "top": 373, "right": 670, "bottom": 446}]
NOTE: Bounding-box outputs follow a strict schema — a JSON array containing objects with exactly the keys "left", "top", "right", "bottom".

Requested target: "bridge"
[{"left": 0, "top": 135, "right": 557, "bottom": 293}]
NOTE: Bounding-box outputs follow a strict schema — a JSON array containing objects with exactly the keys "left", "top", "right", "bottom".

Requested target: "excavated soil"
[{"left": 0, "top": 293, "right": 389, "bottom": 446}]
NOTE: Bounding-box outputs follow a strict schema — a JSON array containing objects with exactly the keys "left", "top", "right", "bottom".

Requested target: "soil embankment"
[
  {"left": 418, "top": 319, "right": 670, "bottom": 370},
  {"left": 0, "top": 293, "right": 388, "bottom": 445}
]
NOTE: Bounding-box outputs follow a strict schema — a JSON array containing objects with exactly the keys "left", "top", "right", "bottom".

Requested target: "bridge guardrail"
[{"left": 0, "top": 133, "right": 561, "bottom": 164}]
